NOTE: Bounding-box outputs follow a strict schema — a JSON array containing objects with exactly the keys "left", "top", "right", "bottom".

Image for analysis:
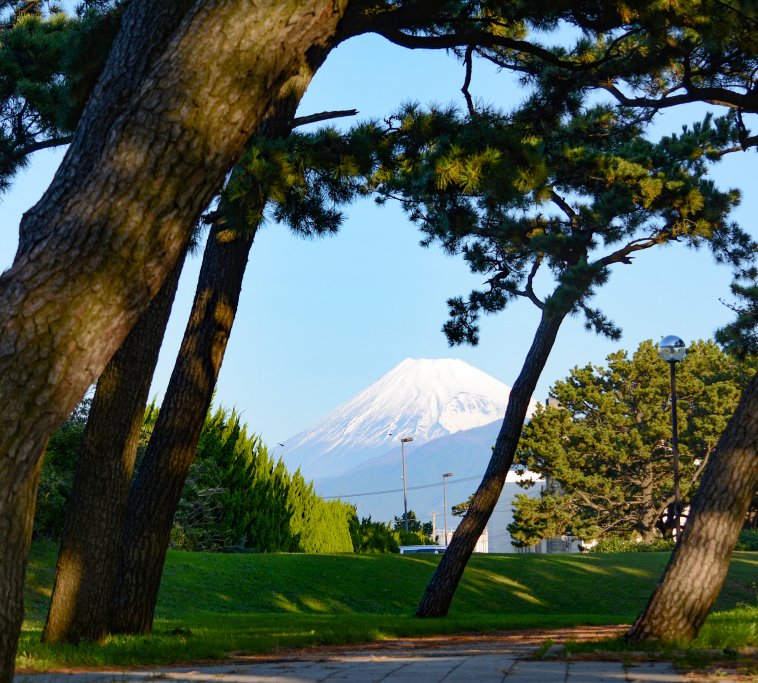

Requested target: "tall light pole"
[
  {"left": 401, "top": 437, "right": 413, "bottom": 533},
  {"left": 658, "top": 335, "right": 686, "bottom": 541},
  {"left": 442, "top": 472, "right": 453, "bottom": 545}
]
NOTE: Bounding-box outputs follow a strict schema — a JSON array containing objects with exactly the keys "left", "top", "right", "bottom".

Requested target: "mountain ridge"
[{"left": 282, "top": 358, "right": 521, "bottom": 479}]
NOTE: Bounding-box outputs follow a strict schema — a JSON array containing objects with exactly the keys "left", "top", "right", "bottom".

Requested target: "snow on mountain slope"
[{"left": 282, "top": 358, "right": 531, "bottom": 480}]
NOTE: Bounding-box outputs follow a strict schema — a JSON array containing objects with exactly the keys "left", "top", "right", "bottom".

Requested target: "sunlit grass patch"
[
  {"left": 19, "top": 542, "right": 757, "bottom": 672},
  {"left": 694, "top": 605, "right": 758, "bottom": 649}
]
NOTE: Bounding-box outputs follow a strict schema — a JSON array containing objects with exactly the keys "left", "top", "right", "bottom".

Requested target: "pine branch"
[
  {"left": 549, "top": 189, "right": 577, "bottom": 223},
  {"left": 594, "top": 234, "right": 668, "bottom": 269},
  {"left": 516, "top": 256, "right": 545, "bottom": 309},
  {"left": 291, "top": 109, "right": 358, "bottom": 128},
  {"left": 600, "top": 81, "right": 758, "bottom": 113},
  {"left": 374, "top": 27, "right": 588, "bottom": 71},
  {"left": 18, "top": 134, "right": 73, "bottom": 155}
]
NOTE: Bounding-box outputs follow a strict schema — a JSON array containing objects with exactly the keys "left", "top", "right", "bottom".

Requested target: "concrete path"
[
  {"left": 13, "top": 656, "right": 691, "bottom": 683},
  {"left": 15, "top": 634, "right": 739, "bottom": 683}
]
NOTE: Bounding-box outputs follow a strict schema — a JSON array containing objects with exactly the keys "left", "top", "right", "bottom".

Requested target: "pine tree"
[
  {"left": 0, "top": 2, "right": 117, "bottom": 191},
  {"left": 0, "top": 0, "right": 352, "bottom": 675},
  {"left": 336, "top": 102, "right": 751, "bottom": 618},
  {"left": 508, "top": 340, "right": 755, "bottom": 547},
  {"left": 43, "top": 254, "right": 185, "bottom": 644}
]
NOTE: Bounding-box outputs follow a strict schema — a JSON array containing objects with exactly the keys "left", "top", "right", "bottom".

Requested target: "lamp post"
[
  {"left": 658, "top": 335, "right": 686, "bottom": 541},
  {"left": 400, "top": 437, "right": 413, "bottom": 533},
  {"left": 442, "top": 472, "right": 453, "bottom": 545}
]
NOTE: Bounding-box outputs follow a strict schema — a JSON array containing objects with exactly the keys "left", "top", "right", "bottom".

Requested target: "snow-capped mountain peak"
[{"left": 282, "top": 358, "right": 524, "bottom": 479}]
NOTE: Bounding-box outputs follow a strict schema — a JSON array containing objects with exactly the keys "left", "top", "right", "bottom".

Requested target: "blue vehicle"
[{"left": 398, "top": 545, "right": 446, "bottom": 555}]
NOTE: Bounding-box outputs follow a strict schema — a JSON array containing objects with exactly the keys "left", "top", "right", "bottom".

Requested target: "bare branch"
[
  {"left": 19, "top": 135, "right": 73, "bottom": 155},
  {"left": 515, "top": 256, "right": 544, "bottom": 309},
  {"left": 593, "top": 234, "right": 668, "bottom": 269},
  {"left": 462, "top": 45, "right": 476, "bottom": 117},
  {"left": 600, "top": 81, "right": 756, "bottom": 112},
  {"left": 375, "top": 27, "right": 588, "bottom": 71},
  {"left": 292, "top": 109, "right": 358, "bottom": 128}
]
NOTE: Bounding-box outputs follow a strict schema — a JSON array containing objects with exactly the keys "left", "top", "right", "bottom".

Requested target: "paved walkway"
[
  {"left": 14, "top": 626, "right": 758, "bottom": 683},
  {"left": 14, "top": 631, "right": 748, "bottom": 683},
  {"left": 14, "top": 655, "right": 690, "bottom": 683}
]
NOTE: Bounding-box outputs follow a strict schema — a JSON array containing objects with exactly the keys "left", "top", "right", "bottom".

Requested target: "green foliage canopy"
[
  {"left": 361, "top": 103, "right": 751, "bottom": 344},
  {"left": 509, "top": 339, "right": 756, "bottom": 547},
  {"left": 0, "top": 0, "right": 118, "bottom": 191}
]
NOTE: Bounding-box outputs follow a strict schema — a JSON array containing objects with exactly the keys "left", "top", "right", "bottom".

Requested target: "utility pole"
[
  {"left": 401, "top": 437, "right": 413, "bottom": 533},
  {"left": 442, "top": 472, "right": 453, "bottom": 545}
]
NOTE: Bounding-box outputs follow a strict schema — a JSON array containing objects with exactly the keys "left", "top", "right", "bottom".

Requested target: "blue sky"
[{"left": 1, "top": 34, "right": 755, "bottom": 446}]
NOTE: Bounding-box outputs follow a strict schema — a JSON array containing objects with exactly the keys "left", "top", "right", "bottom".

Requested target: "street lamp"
[
  {"left": 442, "top": 472, "right": 453, "bottom": 545},
  {"left": 400, "top": 437, "right": 413, "bottom": 533},
  {"left": 658, "top": 335, "right": 686, "bottom": 541}
]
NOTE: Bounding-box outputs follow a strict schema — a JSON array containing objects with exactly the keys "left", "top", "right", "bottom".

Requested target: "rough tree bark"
[
  {"left": 108, "top": 218, "right": 257, "bottom": 634},
  {"left": 0, "top": 1, "right": 348, "bottom": 679},
  {"left": 107, "top": 61, "right": 327, "bottom": 633},
  {"left": 627, "top": 372, "right": 758, "bottom": 643},
  {"left": 42, "top": 253, "right": 185, "bottom": 645},
  {"left": 416, "top": 307, "right": 569, "bottom": 617}
]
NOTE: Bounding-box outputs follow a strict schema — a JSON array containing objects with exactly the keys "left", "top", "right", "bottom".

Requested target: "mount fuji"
[
  {"left": 281, "top": 359, "right": 540, "bottom": 551},
  {"left": 282, "top": 358, "right": 523, "bottom": 480}
]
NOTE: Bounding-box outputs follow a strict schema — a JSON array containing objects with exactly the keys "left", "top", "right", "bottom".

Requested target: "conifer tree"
[
  {"left": 170, "top": 404, "right": 355, "bottom": 553},
  {"left": 344, "top": 102, "right": 751, "bottom": 617},
  {"left": 0, "top": 1, "right": 113, "bottom": 190},
  {"left": 508, "top": 340, "right": 755, "bottom": 547},
  {"left": 0, "top": 0, "right": 355, "bottom": 675},
  {"left": 37, "top": 0, "right": 504, "bottom": 643}
]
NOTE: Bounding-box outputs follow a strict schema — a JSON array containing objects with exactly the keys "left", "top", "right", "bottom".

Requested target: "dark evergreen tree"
[
  {"left": 350, "top": 516, "right": 401, "bottom": 553},
  {"left": 393, "top": 510, "right": 434, "bottom": 541},
  {"left": 508, "top": 340, "right": 755, "bottom": 547}
]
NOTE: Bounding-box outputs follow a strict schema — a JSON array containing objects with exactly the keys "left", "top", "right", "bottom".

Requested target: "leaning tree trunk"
[
  {"left": 416, "top": 307, "right": 568, "bottom": 617},
  {"left": 627, "top": 372, "right": 758, "bottom": 643},
  {"left": 42, "top": 253, "right": 185, "bottom": 645},
  {"left": 0, "top": 0, "right": 348, "bottom": 678},
  {"left": 0, "top": 460, "right": 42, "bottom": 683},
  {"left": 107, "top": 33, "right": 343, "bottom": 635},
  {"left": 108, "top": 217, "right": 258, "bottom": 635}
]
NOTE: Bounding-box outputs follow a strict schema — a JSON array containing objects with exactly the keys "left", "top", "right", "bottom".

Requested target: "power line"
[{"left": 322, "top": 473, "right": 485, "bottom": 500}]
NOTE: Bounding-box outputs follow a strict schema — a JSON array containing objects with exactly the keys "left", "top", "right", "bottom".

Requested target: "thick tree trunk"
[
  {"left": 42, "top": 254, "right": 185, "bottom": 645},
  {"left": 627, "top": 373, "right": 758, "bottom": 643},
  {"left": 0, "top": 460, "right": 42, "bottom": 683},
  {"left": 108, "top": 34, "right": 340, "bottom": 636},
  {"left": 0, "top": 1, "right": 348, "bottom": 678},
  {"left": 109, "top": 219, "right": 257, "bottom": 635},
  {"left": 416, "top": 308, "right": 568, "bottom": 617}
]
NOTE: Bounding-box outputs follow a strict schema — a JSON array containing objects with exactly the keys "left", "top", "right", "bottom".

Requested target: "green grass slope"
[{"left": 19, "top": 542, "right": 758, "bottom": 670}]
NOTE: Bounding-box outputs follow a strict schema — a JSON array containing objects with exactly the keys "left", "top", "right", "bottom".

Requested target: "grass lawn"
[{"left": 18, "top": 541, "right": 758, "bottom": 670}]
